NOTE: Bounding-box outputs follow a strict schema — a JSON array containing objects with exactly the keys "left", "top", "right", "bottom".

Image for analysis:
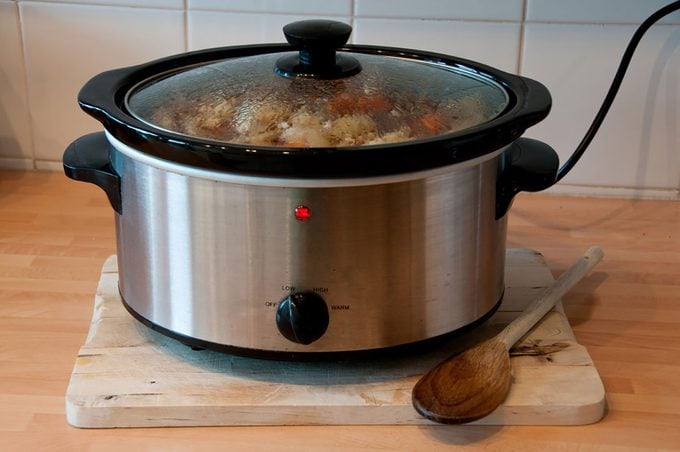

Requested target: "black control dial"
[{"left": 276, "top": 291, "right": 329, "bottom": 345}]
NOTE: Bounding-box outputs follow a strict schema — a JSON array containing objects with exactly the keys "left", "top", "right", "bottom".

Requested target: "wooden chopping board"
[{"left": 65, "top": 248, "right": 606, "bottom": 428}]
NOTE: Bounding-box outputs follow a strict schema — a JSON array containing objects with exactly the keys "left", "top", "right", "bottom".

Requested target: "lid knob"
[{"left": 275, "top": 20, "right": 361, "bottom": 79}]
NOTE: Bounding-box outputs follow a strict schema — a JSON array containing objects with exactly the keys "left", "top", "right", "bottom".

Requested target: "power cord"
[{"left": 555, "top": 0, "right": 680, "bottom": 183}]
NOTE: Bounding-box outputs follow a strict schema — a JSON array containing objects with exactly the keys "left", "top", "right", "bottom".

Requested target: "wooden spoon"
[{"left": 412, "top": 246, "right": 604, "bottom": 424}]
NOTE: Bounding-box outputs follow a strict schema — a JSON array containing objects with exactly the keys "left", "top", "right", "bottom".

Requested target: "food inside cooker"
[
  {"left": 129, "top": 51, "right": 508, "bottom": 148},
  {"left": 149, "top": 89, "right": 491, "bottom": 147}
]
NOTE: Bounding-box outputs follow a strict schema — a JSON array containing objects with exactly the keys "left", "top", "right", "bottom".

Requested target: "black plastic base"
[{"left": 120, "top": 291, "right": 504, "bottom": 362}]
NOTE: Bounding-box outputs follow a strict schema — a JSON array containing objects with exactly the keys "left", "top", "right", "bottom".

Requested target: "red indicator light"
[{"left": 294, "top": 205, "right": 312, "bottom": 221}]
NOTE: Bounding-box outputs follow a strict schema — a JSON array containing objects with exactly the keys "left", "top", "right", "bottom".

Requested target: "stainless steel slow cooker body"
[
  {"left": 64, "top": 20, "right": 559, "bottom": 359},
  {"left": 109, "top": 133, "right": 507, "bottom": 354}
]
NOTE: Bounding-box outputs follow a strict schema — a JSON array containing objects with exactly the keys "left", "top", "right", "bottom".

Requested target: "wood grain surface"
[
  {"left": 1, "top": 170, "right": 679, "bottom": 450},
  {"left": 65, "top": 249, "right": 604, "bottom": 428}
]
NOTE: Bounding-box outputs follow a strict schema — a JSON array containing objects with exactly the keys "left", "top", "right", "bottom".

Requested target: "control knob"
[{"left": 276, "top": 291, "right": 329, "bottom": 345}]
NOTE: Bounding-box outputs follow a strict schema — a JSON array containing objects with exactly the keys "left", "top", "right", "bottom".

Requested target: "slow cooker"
[{"left": 63, "top": 20, "right": 560, "bottom": 359}]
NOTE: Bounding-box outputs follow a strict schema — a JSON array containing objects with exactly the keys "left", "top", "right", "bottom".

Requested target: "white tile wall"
[
  {"left": 20, "top": 1, "right": 185, "bottom": 162},
  {"left": 522, "top": 23, "right": 680, "bottom": 190},
  {"left": 1, "top": 0, "right": 678, "bottom": 199},
  {"left": 0, "top": 1, "right": 33, "bottom": 168},
  {"left": 189, "top": 12, "right": 349, "bottom": 50},
  {"left": 355, "top": 0, "right": 524, "bottom": 21},
  {"left": 189, "top": 0, "right": 351, "bottom": 16},
  {"left": 527, "top": 0, "right": 680, "bottom": 24},
  {"left": 352, "top": 19, "right": 521, "bottom": 73},
  {"left": 29, "top": 0, "right": 183, "bottom": 8}
]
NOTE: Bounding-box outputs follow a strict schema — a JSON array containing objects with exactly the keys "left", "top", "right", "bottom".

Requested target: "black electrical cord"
[{"left": 555, "top": 0, "right": 680, "bottom": 183}]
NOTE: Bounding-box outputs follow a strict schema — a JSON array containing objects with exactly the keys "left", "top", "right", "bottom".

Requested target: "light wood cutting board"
[{"left": 65, "top": 248, "right": 606, "bottom": 428}]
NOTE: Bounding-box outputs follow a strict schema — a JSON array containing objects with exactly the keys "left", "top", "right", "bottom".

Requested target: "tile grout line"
[
  {"left": 15, "top": 1, "right": 37, "bottom": 170},
  {"left": 350, "top": 0, "right": 356, "bottom": 43},
  {"left": 183, "top": 0, "right": 189, "bottom": 51},
  {"left": 16, "top": 0, "right": 184, "bottom": 12},
  {"left": 517, "top": 0, "right": 527, "bottom": 75},
  {"left": 10, "top": 1, "right": 680, "bottom": 25}
]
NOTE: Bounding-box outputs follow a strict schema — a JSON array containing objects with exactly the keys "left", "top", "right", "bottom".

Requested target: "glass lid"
[{"left": 125, "top": 21, "right": 510, "bottom": 148}]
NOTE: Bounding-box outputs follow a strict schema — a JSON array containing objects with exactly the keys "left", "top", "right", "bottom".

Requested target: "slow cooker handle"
[
  {"left": 63, "top": 132, "right": 122, "bottom": 214},
  {"left": 496, "top": 138, "right": 559, "bottom": 219},
  {"left": 275, "top": 20, "right": 362, "bottom": 79}
]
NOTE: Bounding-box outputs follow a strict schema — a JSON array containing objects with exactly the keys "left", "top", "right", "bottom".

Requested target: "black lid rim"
[{"left": 78, "top": 43, "right": 551, "bottom": 178}]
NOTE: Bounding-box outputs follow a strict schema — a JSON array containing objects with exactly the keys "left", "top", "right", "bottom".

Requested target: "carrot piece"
[
  {"left": 420, "top": 114, "right": 445, "bottom": 133},
  {"left": 357, "top": 94, "right": 390, "bottom": 112},
  {"left": 284, "top": 141, "right": 308, "bottom": 147},
  {"left": 328, "top": 92, "right": 355, "bottom": 115}
]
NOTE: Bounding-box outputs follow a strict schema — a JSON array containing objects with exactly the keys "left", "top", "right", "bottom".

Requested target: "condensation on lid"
[{"left": 125, "top": 52, "right": 510, "bottom": 149}]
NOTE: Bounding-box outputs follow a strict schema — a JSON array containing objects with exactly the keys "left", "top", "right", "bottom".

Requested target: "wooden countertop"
[{"left": 1, "top": 170, "right": 678, "bottom": 450}]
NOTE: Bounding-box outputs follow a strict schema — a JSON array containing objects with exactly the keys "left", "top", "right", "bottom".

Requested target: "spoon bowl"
[{"left": 412, "top": 246, "right": 604, "bottom": 424}]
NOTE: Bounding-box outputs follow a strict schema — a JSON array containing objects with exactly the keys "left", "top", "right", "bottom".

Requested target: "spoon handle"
[{"left": 499, "top": 246, "right": 604, "bottom": 349}]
